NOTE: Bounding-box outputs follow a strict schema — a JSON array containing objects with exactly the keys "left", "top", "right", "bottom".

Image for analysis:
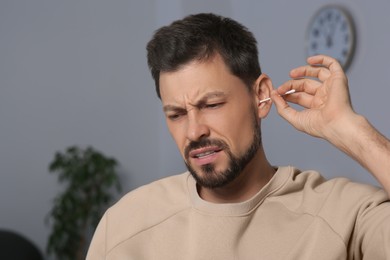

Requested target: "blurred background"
[{"left": 1, "top": 0, "right": 389, "bottom": 256}]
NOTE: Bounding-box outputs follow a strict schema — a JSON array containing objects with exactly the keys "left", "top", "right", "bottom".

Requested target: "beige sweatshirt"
[{"left": 87, "top": 166, "right": 390, "bottom": 259}]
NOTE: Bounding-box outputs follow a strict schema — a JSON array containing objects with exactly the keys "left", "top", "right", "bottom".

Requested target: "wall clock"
[{"left": 306, "top": 5, "right": 356, "bottom": 70}]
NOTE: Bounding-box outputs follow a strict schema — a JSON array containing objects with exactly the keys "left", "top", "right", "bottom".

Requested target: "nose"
[{"left": 186, "top": 112, "right": 210, "bottom": 142}]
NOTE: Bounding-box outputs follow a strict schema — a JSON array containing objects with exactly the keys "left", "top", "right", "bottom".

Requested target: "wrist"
[{"left": 324, "top": 112, "right": 367, "bottom": 154}]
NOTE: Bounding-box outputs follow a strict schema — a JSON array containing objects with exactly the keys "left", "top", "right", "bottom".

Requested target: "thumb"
[{"left": 271, "top": 90, "right": 298, "bottom": 125}]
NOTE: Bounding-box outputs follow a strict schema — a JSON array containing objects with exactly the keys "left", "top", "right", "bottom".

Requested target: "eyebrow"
[{"left": 163, "top": 91, "right": 227, "bottom": 112}]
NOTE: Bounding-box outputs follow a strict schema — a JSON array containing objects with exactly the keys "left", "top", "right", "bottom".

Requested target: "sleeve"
[
  {"left": 352, "top": 190, "right": 390, "bottom": 259},
  {"left": 86, "top": 212, "right": 108, "bottom": 259}
]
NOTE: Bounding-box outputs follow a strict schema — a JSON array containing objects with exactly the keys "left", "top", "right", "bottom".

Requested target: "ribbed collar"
[{"left": 187, "top": 166, "right": 293, "bottom": 216}]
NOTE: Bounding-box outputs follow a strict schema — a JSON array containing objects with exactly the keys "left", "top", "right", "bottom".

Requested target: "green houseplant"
[{"left": 46, "top": 146, "right": 121, "bottom": 260}]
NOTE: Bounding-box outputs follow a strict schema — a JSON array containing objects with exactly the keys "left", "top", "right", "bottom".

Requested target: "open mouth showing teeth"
[
  {"left": 195, "top": 151, "right": 216, "bottom": 158},
  {"left": 191, "top": 148, "right": 222, "bottom": 159}
]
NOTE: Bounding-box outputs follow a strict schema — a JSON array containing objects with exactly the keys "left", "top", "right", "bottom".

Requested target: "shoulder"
[
  {"left": 115, "top": 172, "right": 191, "bottom": 209},
  {"left": 104, "top": 172, "right": 192, "bottom": 249},
  {"left": 286, "top": 167, "right": 383, "bottom": 196},
  {"left": 272, "top": 167, "right": 390, "bottom": 255},
  {"left": 276, "top": 167, "right": 388, "bottom": 215}
]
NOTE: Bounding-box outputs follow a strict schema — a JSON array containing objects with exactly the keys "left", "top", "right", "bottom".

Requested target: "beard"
[{"left": 184, "top": 107, "right": 261, "bottom": 189}]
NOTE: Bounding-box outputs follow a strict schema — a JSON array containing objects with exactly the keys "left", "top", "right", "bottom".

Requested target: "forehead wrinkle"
[
  {"left": 162, "top": 96, "right": 195, "bottom": 113},
  {"left": 163, "top": 90, "right": 227, "bottom": 112},
  {"left": 188, "top": 90, "right": 227, "bottom": 105},
  {"left": 202, "top": 91, "right": 227, "bottom": 99}
]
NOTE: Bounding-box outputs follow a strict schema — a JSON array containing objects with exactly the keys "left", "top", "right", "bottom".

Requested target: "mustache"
[{"left": 184, "top": 138, "right": 228, "bottom": 159}]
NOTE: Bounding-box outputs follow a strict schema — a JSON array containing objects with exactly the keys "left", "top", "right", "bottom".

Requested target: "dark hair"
[{"left": 146, "top": 13, "right": 262, "bottom": 99}]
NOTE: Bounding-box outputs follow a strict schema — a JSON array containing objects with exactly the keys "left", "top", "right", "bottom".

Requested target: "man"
[{"left": 87, "top": 13, "right": 390, "bottom": 259}]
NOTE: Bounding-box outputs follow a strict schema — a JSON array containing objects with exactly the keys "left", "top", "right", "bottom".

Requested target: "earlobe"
[{"left": 254, "top": 74, "right": 274, "bottom": 118}]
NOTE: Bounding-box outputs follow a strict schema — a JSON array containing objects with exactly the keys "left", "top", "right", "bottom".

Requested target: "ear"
[{"left": 253, "top": 73, "right": 273, "bottom": 119}]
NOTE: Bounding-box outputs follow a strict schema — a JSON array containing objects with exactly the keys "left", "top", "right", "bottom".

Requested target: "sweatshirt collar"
[{"left": 187, "top": 166, "right": 293, "bottom": 216}]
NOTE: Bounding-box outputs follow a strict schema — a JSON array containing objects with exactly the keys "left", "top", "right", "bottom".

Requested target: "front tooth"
[{"left": 197, "top": 151, "right": 215, "bottom": 158}]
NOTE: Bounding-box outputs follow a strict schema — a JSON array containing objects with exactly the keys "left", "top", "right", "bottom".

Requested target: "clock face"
[{"left": 306, "top": 6, "right": 355, "bottom": 70}]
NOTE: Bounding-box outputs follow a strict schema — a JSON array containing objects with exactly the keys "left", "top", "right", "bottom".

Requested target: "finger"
[
  {"left": 278, "top": 78, "right": 321, "bottom": 95},
  {"left": 290, "top": 65, "right": 331, "bottom": 82},
  {"left": 306, "top": 55, "right": 344, "bottom": 73},
  {"left": 283, "top": 91, "right": 316, "bottom": 109}
]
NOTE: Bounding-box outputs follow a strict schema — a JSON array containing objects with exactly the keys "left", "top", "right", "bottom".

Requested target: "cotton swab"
[{"left": 258, "top": 89, "right": 296, "bottom": 104}]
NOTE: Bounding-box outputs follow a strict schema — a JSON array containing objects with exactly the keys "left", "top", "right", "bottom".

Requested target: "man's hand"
[
  {"left": 272, "top": 55, "right": 390, "bottom": 195},
  {"left": 271, "top": 55, "right": 355, "bottom": 139}
]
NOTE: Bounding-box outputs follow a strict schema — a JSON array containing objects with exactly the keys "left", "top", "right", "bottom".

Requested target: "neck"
[{"left": 198, "top": 147, "right": 275, "bottom": 203}]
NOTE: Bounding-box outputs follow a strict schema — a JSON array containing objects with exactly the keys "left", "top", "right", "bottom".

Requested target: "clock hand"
[{"left": 326, "top": 14, "right": 337, "bottom": 48}]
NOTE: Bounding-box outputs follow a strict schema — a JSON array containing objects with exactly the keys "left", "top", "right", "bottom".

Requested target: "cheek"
[
  {"left": 210, "top": 106, "right": 257, "bottom": 148},
  {"left": 166, "top": 122, "right": 187, "bottom": 156},
  {"left": 230, "top": 118, "right": 255, "bottom": 147}
]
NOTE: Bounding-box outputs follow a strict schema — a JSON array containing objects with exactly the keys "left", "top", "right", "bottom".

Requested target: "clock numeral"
[
  {"left": 312, "top": 28, "right": 320, "bottom": 38},
  {"left": 311, "top": 42, "right": 318, "bottom": 50},
  {"left": 344, "top": 34, "right": 349, "bottom": 43},
  {"left": 341, "top": 21, "right": 347, "bottom": 31},
  {"left": 326, "top": 11, "right": 333, "bottom": 21},
  {"left": 342, "top": 48, "right": 349, "bottom": 57}
]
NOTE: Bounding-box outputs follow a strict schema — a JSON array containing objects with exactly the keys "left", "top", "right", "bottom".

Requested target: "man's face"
[{"left": 160, "top": 54, "right": 261, "bottom": 188}]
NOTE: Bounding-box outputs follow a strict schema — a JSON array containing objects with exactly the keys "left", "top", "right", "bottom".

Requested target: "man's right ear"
[{"left": 253, "top": 74, "right": 274, "bottom": 119}]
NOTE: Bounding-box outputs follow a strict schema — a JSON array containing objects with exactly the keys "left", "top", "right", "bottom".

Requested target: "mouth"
[{"left": 188, "top": 146, "right": 223, "bottom": 165}]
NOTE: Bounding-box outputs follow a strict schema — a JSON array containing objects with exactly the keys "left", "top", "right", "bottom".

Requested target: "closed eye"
[
  {"left": 167, "top": 114, "right": 179, "bottom": 120},
  {"left": 203, "top": 102, "right": 224, "bottom": 109},
  {"left": 166, "top": 111, "right": 186, "bottom": 121}
]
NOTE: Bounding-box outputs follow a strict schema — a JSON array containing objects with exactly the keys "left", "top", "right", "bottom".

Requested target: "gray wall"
[{"left": 1, "top": 0, "right": 389, "bottom": 254}]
